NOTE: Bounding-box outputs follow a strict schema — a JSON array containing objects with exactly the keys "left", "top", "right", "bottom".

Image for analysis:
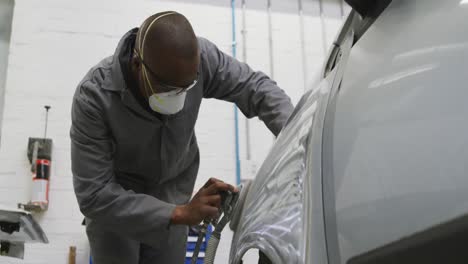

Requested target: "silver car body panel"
[
  {"left": 230, "top": 71, "right": 332, "bottom": 264},
  {"left": 231, "top": 0, "right": 468, "bottom": 263},
  {"left": 324, "top": 0, "right": 468, "bottom": 263},
  {"left": 230, "top": 26, "right": 355, "bottom": 263}
]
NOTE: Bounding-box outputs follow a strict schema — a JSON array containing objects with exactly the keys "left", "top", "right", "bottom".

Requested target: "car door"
[{"left": 322, "top": 0, "right": 468, "bottom": 263}]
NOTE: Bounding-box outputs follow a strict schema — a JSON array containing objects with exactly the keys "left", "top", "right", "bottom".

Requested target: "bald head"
[{"left": 134, "top": 12, "right": 199, "bottom": 90}]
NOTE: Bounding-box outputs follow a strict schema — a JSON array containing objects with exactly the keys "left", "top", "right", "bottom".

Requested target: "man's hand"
[{"left": 171, "top": 178, "right": 238, "bottom": 226}]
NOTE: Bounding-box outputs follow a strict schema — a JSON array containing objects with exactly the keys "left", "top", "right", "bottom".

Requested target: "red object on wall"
[{"left": 31, "top": 159, "right": 51, "bottom": 207}]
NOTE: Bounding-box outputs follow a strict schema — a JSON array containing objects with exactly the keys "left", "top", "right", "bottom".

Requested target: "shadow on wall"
[{"left": 0, "top": 0, "right": 14, "bottom": 147}]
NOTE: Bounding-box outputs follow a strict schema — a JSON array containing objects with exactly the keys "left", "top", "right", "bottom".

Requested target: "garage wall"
[{"left": 0, "top": 0, "right": 346, "bottom": 263}]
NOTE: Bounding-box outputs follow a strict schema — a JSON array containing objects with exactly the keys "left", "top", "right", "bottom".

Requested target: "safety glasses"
[{"left": 135, "top": 50, "right": 199, "bottom": 94}]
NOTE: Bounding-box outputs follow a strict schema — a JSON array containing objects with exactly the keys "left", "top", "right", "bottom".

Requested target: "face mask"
[{"left": 148, "top": 89, "right": 187, "bottom": 115}]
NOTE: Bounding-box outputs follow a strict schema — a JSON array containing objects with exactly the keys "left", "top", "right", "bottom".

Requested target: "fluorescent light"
[{"left": 461, "top": 0, "right": 468, "bottom": 4}]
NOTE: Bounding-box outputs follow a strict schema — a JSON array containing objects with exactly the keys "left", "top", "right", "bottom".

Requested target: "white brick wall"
[{"left": 0, "top": 0, "right": 345, "bottom": 263}]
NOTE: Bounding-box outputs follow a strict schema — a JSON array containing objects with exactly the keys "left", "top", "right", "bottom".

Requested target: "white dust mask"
[{"left": 148, "top": 90, "right": 187, "bottom": 115}]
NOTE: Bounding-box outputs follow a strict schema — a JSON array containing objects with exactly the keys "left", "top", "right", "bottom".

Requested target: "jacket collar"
[
  {"left": 103, "top": 28, "right": 139, "bottom": 92},
  {"left": 105, "top": 28, "right": 162, "bottom": 122}
]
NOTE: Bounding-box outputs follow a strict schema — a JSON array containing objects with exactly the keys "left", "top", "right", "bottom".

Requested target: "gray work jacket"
[{"left": 70, "top": 31, "right": 293, "bottom": 255}]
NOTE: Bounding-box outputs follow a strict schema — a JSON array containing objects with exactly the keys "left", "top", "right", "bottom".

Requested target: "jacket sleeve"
[
  {"left": 200, "top": 37, "right": 294, "bottom": 136},
  {"left": 70, "top": 83, "right": 175, "bottom": 247}
]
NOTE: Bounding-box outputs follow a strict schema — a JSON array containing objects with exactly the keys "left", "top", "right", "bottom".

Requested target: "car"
[
  {"left": 0, "top": 206, "right": 48, "bottom": 259},
  {"left": 229, "top": 0, "right": 468, "bottom": 263}
]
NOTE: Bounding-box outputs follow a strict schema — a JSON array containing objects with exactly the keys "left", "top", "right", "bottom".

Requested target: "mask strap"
[
  {"left": 132, "top": 50, "right": 148, "bottom": 95},
  {"left": 135, "top": 49, "right": 154, "bottom": 98}
]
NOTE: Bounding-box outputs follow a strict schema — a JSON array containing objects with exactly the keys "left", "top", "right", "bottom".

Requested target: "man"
[{"left": 71, "top": 11, "right": 293, "bottom": 264}]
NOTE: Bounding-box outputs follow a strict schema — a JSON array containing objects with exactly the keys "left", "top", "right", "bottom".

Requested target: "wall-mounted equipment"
[{"left": 18, "top": 106, "right": 53, "bottom": 212}]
